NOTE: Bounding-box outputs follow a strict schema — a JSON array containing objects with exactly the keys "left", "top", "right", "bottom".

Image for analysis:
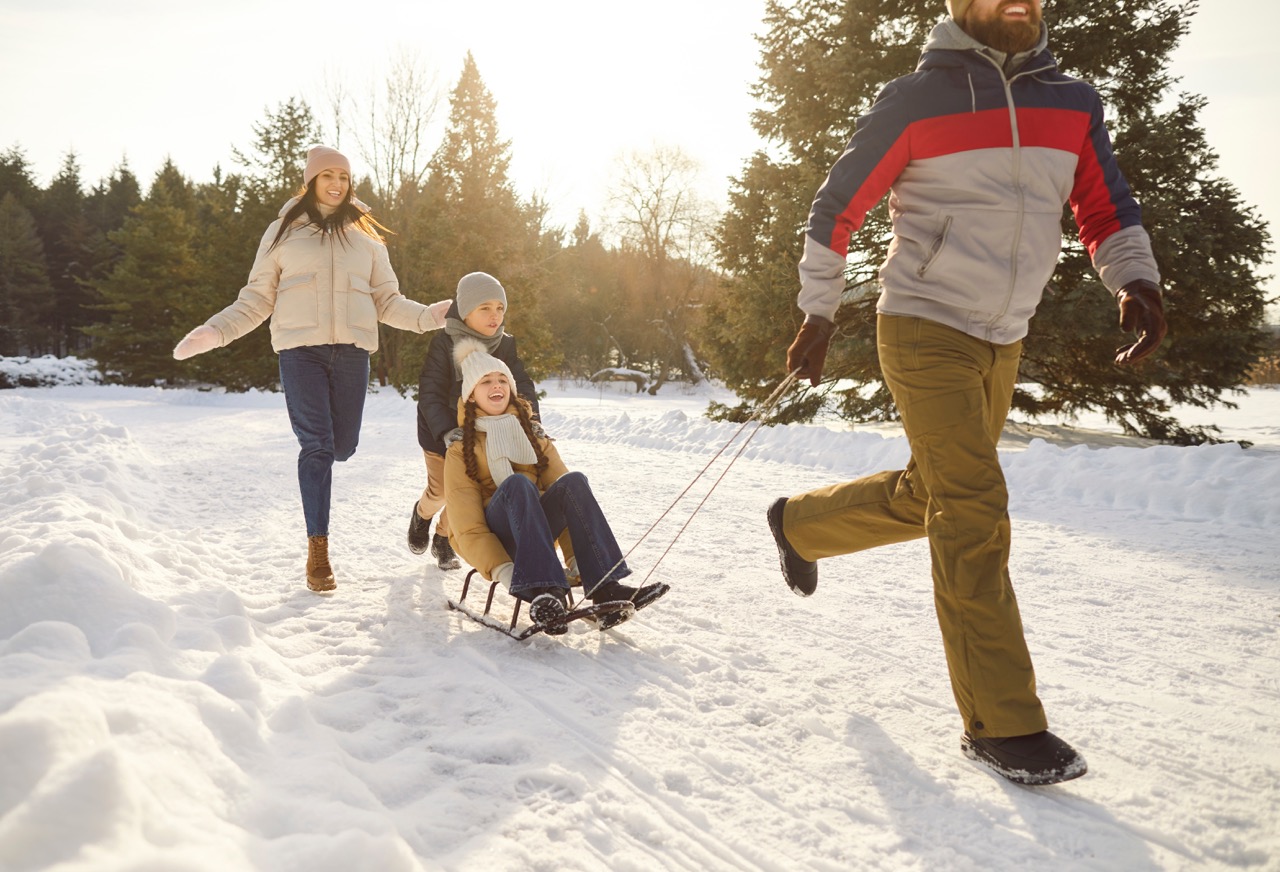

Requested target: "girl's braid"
[{"left": 461, "top": 401, "right": 480, "bottom": 483}]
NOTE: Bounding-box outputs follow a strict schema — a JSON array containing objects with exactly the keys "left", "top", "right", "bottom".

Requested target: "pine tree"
[
  {"left": 700, "top": 0, "right": 1271, "bottom": 442},
  {"left": 0, "top": 146, "right": 41, "bottom": 212},
  {"left": 184, "top": 166, "right": 281, "bottom": 391},
  {"left": 80, "top": 164, "right": 144, "bottom": 329},
  {"left": 0, "top": 147, "right": 55, "bottom": 355},
  {"left": 542, "top": 213, "right": 628, "bottom": 378},
  {"left": 85, "top": 161, "right": 201, "bottom": 384},
  {"left": 0, "top": 193, "right": 56, "bottom": 355},
  {"left": 394, "top": 52, "right": 558, "bottom": 389},
  {"left": 34, "top": 152, "right": 97, "bottom": 354},
  {"left": 85, "top": 163, "right": 142, "bottom": 238},
  {"left": 232, "top": 97, "right": 324, "bottom": 199}
]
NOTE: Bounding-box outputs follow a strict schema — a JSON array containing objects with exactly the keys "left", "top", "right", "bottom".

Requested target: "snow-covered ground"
[{"left": 1, "top": 364, "right": 1278, "bottom": 871}]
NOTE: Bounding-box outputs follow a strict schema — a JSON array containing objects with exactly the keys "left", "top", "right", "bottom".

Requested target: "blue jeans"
[
  {"left": 278, "top": 344, "right": 370, "bottom": 537},
  {"left": 484, "top": 471, "right": 631, "bottom": 599}
]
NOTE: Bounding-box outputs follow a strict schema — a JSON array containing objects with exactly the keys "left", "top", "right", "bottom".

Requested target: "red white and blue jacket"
[{"left": 799, "top": 21, "right": 1160, "bottom": 344}]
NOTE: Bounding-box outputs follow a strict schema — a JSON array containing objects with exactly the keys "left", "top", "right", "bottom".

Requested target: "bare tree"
[
  {"left": 324, "top": 48, "right": 441, "bottom": 213},
  {"left": 319, "top": 66, "right": 349, "bottom": 152},
  {"left": 606, "top": 144, "right": 717, "bottom": 268},
  {"left": 321, "top": 49, "right": 443, "bottom": 385},
  {"left": 603, "top": 145, "right": 719, "bottom": 390}
]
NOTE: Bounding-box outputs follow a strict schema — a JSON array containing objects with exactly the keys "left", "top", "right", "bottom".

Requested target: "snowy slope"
[{"left": 1, "top": 377, "right": 1278, "bottom": 872}]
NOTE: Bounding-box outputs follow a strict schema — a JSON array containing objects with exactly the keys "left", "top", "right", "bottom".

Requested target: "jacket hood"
[
  {"left": 276, "top": 195, "right": 372, "bottom": 219},
  {"left": 919, "top": 18, "right": 1051, "bottom": 74}
]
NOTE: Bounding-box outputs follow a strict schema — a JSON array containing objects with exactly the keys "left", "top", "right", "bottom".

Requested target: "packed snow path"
[{"left": 1, "top": 382, "right": 1277, "bottom": 871}]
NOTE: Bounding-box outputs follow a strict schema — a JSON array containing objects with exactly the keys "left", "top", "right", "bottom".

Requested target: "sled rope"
[{"left": 585, "top": 370, "right": 802, "bottom": 598}]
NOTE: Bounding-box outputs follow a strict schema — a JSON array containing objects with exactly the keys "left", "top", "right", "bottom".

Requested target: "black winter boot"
[
  {"left": 961, "top": 730, "right": 1088, "bottom": 785},
  {"left": 589, "top": 580, "right": 669, "bottom": 610},
  {"left": 407, "top": 505, "right": 432, "bottom": 554},
  {"left": 767, "top": 497, "right": 817, "bottom": 596},
  {"left": 588, "top": 580, "right": 669, "bottom": 629},
  {"left": 430, "top": 532, "right": 461, "bottom": 571}
]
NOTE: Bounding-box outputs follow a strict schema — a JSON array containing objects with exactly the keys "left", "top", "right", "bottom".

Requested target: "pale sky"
[{"left": 1, "top": 0, "right": 1275, "bottom": 313}]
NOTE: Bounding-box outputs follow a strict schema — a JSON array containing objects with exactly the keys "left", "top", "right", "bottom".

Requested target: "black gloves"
[
  {"left": 1114, "top": 279, "right": 1167, "bottom": 366},
  {"left": 785, "top": 315, "right": 836, "bottom": 386}
]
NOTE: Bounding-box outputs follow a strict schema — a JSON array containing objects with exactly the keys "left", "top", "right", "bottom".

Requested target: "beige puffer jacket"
[{"left": 205, "top": 198, "right": 441, "bottom": 353}]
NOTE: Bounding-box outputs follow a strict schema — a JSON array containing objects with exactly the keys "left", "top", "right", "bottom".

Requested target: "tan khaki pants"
[
  {"left": 784, "top": 314, "right": 1047, "bottom": 737},
  {"left": 416, "top": 450, "right": 449, "bottom": 537}
]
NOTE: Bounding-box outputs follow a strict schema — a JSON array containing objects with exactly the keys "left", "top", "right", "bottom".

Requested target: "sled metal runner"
[{"left": 447, "top": 569, "right": 634, "bottom": 641}]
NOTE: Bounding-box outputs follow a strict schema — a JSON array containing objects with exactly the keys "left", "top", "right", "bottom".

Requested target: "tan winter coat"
[
  {"left": 205, "top": 198, "right": 440, "bottom": 353},
  {"left": 443, "top": 403, "right": 571, "bottom": 581}
]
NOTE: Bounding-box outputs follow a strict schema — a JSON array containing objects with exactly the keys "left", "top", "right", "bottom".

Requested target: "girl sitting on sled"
[{"left": 442, "top": 338, "right": 668, "bottom": 633}]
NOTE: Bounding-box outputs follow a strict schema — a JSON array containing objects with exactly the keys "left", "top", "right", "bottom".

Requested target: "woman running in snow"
[
  {"left": 172, "top": 145, "right": 451, "bottom": 593},
  {"left": 443, "top": 338, "right": 668, "bottom": 633}
]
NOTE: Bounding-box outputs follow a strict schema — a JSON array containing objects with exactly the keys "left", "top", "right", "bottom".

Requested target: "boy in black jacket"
[{"left": 409, "top": 272, "right": 539, "bottom": 568}]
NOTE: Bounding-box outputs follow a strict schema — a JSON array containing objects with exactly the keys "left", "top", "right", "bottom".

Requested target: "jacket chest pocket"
[
  {"left": 274, "top": 272, "right": 319, "bottom": 328},
  {"left": 347, "top": 273, "right": 377, "bottom": 335}
]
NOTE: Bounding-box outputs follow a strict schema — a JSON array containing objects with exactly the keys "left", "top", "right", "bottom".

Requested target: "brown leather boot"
[{"left": 306, "top": 535, "right": 336, "bottom": 592}]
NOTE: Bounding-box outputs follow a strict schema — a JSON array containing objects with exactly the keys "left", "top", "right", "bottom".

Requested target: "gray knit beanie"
[{"left": 455, "top": 272, "right": 507, "bottom": 320}]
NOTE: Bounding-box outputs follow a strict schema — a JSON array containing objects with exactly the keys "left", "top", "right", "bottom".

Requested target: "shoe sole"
[
  {"left": 632, "top": 583, "right": 670, "bottom": 611},
  {"left": 960, "top": 735, "right": 1088, "bottom": 785},
  {"left": 594, "top": 603, "right": 634, "bottom": 630},
  {"left": 530, "top": 595, "right": 570, "bottom": 634}
]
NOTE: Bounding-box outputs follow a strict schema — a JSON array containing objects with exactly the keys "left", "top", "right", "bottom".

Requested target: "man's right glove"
[
  {"left": 443, "top": 427, "right": 464, "bottom": 446},
  {"left": 785, "top": 314, "right": 835, "bottom": 387},
  {"left": 1114, "top": 279, "right": 1167, "bottom": 366}
]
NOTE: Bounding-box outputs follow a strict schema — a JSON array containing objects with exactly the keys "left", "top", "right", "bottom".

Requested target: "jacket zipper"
[
  {"left": 1003, "top": 70, "right": 1023, "bottom": 323},
  {"left": 328, "top": 232, "right": 336, "bottom": 345},
  {"left": 974, "top": 54, "right": 1055, "bottom": 327}
]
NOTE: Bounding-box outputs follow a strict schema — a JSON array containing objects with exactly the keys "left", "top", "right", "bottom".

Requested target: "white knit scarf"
[{"left": 474, "top": 414, "right": 537, "bottom": 485}]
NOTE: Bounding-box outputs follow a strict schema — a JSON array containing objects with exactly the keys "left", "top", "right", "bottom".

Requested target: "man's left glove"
[
  {"left": 1114, "top": 279, "right": 1167, "bottom": 366},
  {"left": 785, "top": 314, "right": 835, "bottom": 386}
]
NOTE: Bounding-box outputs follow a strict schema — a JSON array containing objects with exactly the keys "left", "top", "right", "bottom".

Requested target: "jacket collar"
[{"left": 919, "top": 18, "right": 1053, "bottom": 78}]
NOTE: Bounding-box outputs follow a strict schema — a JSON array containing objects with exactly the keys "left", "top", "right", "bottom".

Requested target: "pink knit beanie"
[{"left": 303, "top": 146, "right": 351, "bottom": 187}]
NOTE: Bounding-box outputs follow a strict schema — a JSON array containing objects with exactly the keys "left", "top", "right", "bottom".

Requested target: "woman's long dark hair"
[
  {"left": 267, "top": 176, "right": 393, "bottom": 253},
  {"left": 461, "top": 396, "right": 549, "bottom": 484}
]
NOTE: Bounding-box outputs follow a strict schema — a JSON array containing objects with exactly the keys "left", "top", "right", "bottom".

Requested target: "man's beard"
[{"left": 964, "top": 6, "right": 1042, "bottom": 54}]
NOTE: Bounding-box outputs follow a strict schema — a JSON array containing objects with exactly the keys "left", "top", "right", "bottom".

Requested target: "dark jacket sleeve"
[
  {"left": 417, "top": 332, "right": 459, "bottom": 455},
  {"left": 499, "top": 335, "right": 540, "bottom": 419}
]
